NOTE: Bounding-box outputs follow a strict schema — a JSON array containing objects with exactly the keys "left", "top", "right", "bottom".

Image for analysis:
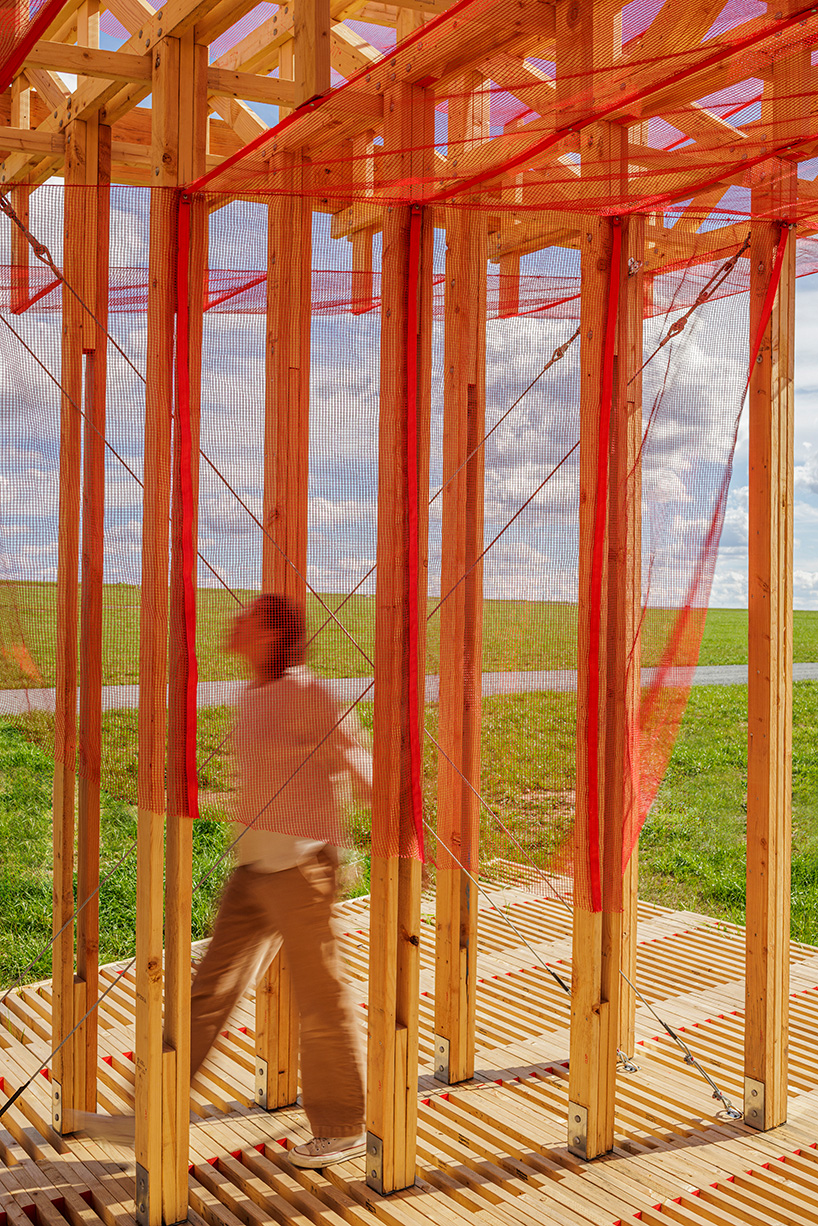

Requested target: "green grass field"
[
  {"left": 3, "top": 582, "right": 818, "bottom": 688},
  {"left": 2, "top": 598, "right": 817, "bottom": 989}
]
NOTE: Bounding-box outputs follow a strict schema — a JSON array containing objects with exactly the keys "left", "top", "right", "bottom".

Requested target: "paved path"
[{"left": 3, "top": 663, "right": 818, "bottom": 716}]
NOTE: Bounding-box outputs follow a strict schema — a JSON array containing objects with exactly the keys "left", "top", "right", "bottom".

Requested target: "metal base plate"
[
  {"left": 51, "top": 1080, "right": 63, "bottom": 1134},
  {"left": 567, "top": 1102, "right": 588, "bottom": 1159},
  {"left": 135, "top": 1163, "right": 149, "bottom": 1226},
  {"left": 744, "top": 1076, "right": 766, "bottom": 1129},
  {"left": 254, "top": 1057, "right": 269, "bottom": 1109},
  {"left": 434, "top": 1035, "right": 450, "bottom": 1083},
  {"left": 365, "top": 1132, "right": 384, "bottom": 1195}
]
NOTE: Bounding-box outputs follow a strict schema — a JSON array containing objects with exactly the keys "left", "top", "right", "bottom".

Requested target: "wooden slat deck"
[{"left": 3, "top": 873, "right": 818, "bottom": 1226}]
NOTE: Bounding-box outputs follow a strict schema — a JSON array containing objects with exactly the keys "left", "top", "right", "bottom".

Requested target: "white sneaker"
[{"left": 288, "top": 1133, "right": 366, "bottom": 1168}]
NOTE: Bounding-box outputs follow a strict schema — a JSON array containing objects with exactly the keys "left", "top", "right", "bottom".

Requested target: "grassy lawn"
[
  {"left": 639, "top": 681, "right": 818, "bottom": 943},
  {"left": 0, "top": 719, "right": 233, "bottom": 989},
  {"left": 3, "top": 671, "right": 817, "bottom": 988},
  {"left": 4, "top": 582, "right": 818, "bottom": 688}
]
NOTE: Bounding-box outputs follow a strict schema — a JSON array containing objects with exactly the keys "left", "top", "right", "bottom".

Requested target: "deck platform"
[{"left": 3, "top": 870, "right": 818, "bottom": 1226}]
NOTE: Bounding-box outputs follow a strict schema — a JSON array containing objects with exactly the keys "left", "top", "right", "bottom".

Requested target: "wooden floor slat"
[{"left": 3, "top": 865, "right": 818, "bottom": 1226}]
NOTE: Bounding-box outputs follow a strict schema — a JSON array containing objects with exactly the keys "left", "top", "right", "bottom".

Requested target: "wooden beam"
[
  {"left": 135, "top": 34, "right": 179, "bottom": 1226},
  {"left": 434, "top": 71, "right": 488, "bottom": 1089},
  {"left": 206, "top": 66, "right": 297, "bottom": 108},
  {"left": 25, "top": 40, "right": 152, "bottom": 82},
  {"left": 0, "top": 125, "right": 64, "bottom": 154},
  {"left": 367, "top": 79, "right": 433, "bottom": 1196},
  {"left": 25, "top": 66, "right": 70, "bottom": 110},
  {"left": 254, "top": 148, "right": 312, "bottom": 1114},
  {"left": 744, "top": 51, "right": 803, "bottom": 1134}
]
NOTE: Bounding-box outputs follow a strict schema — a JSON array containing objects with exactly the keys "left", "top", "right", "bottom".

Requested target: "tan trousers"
[{"left": 190, "top": 849, "right": 365, "bottom": 1137}]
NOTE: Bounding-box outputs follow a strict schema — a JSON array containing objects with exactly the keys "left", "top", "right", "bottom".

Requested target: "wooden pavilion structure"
[{"left": 0, "top": 0, "right": 816, "bottom": 1222}]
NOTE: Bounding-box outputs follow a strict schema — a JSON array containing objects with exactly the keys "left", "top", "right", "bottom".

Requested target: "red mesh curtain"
[
  {"left": 0, "top": 0, "right": 68, "bottom": 95},
  {"left": 3, "top": 0, "right": 818, "bottom": 901}
]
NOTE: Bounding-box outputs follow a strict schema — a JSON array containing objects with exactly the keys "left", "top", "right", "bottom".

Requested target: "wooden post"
[
  {"left": 294, "top": 0, "right": 330, "bottom": 106},
  {"left": 76, "top": 114, "right": 112, "bottom": 1120},
  {"left": 567, "top": 120, "right": 636, "bottom": 1162},
  {"left": 744, "top": 158, "right": 797, "bottom": 1133},
  {"left": 434, "top": 72, "right": 488, "bottom": 1088},
  {"left": 51, "top": 120, "right": 86, "bottom": 1139},
  {"left": 611, "top": 215, "right": 644, "bottom": 1062},
  {"left": 135, "top": 35, "right": 179, "bottom": 1226},
  {"left": 367, "top": 81, "right": 433, "bottom": 1196},
  {"left": 349, "top": 130, "right": 375, "bottom": 316},
  {"left": 497, "top": 118, "right": 522, "bottom": 320},
  {"left": 616, "top": 122, "right": 648, "bottom": 1061},
  {"left": 165, "top": 30, "right": 207, "bottom": 1224},
  {"left": 255, "top": 149, "right": 311, "bottom": 1114}
]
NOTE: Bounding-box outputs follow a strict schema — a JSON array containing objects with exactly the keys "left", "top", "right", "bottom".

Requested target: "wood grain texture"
[
  {"left": 434, "top": 71, "right": 488, "bottom": 1089},
  {"left": 368, "top": 80, "right": 434, "bottom": 1193},
  {"left": 164, "top": 29, "right": 209, "bottom": 1221},
  {"left": 135, "top": 35, "right": 180, "bottom": 1224},
  {"left": 76, "top": 118, "right": 112, "bottom": 1118},
  {"left": 744, "top": 63, "right": 800, "bottom": 1127},
  {"left": 569, "top": 116, "right": 634, "bottom": 1161},
  {"left": 255, "top": 147, "right": 312, "bottom": 1113},
  {"left": 51, "top": 117, "right": 88, "bottom": 1137}
]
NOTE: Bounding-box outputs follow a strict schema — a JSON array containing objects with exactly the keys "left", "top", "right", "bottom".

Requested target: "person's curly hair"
[{"left": 249, "top": 593, "right": 306, "bottom": 681}]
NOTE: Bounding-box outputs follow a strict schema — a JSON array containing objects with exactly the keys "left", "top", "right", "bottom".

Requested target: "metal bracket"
[
  {"left": 567, "top": 1102, "right": 588, "bottom": 1159},
  {"left": 744, "top": 1076, "right": 766, "bottom": 1130},
  {"left": 254, "top": 1057, "right": 269, "bottom": 1109},
  {"left": 366, "top": 1132, "right": 384, "bottom": 1195},
  {"left": 51, "top": 1080, "right": 63, "bottom": 1134},
  {"left": 434, "top": 1035, "right": 450, "bottom": 1084},
  {"left": 135, "top": 1163, "right": 150, "bottom": 1226}
]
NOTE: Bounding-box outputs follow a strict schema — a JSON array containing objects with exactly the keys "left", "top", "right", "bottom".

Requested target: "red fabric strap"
[
  {"left": 175, "top": 195, "right": 200, "bottom": 820},
  {"left": 406, "top": 206, "right": 425, "bottom": 860},
  {"left": 747, "top": 224, "right": 791, "bottom": 391},
  {"left": 584, "top": 220, "right": 623, "bottom": 913}
]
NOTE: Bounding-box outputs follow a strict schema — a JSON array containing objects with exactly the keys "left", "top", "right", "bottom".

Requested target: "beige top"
[{"left": 232, "top": 667, "right": 373, "bottom": 873}]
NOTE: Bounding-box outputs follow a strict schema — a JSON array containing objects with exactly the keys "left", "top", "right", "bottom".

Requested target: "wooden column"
[
  {"left": 616, "top": 122, "right": 648, "bottom": 1060},
  {"left": 51, "top": 119, "right": 86, "bottom": 1139},
  {"left": 294, "top": 0, "right": 330, "bottom": 105},
  {"left": 349, "top": 130, "right": 375, "bottom": 316},
  {"left": 165, "top": 30, "right": 208, "bottom": 1224},
  {"left": 434, "top": 73, "right": 488, "bottom": 1087},
  {"left": 255, "top": 150, "right": 311, "bottom": 1114},
  {"left": 367, "top": 81, "right": 433, "bottom": 1196},
  {"left": 611, "top": 215, "right": 644, "bottom": 1062},
  {"left": 76, "top": 114, "right": 112, "bottom": 1122},
  {"left": 744, "top": 192, "right": 796, "bottom": 1131},
  {"left": 135, "top": 36, "right": 179, "bottom": 1226},
  {"left": 497, "top": 118, "right": 522, "bottom": 320},
  {"left": 567, "top": 122, "right": 639, "bottom": 1162}
]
